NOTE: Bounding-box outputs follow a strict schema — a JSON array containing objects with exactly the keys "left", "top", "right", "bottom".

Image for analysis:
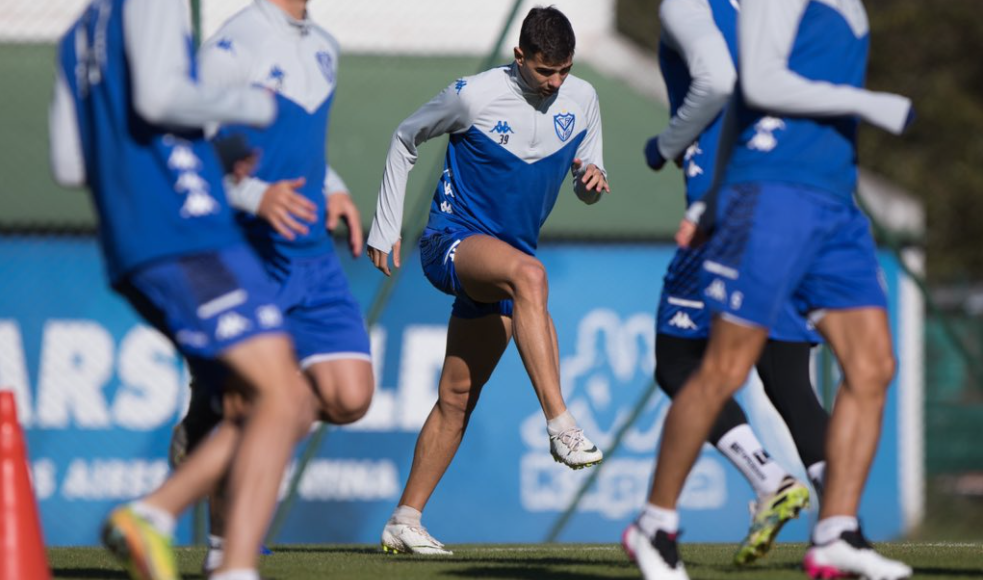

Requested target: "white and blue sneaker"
[{"left": 550, "top": 427, "right": 603, "bottom": 469}]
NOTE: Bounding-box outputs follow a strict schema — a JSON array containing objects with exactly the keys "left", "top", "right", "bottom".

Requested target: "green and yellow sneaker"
[
  {"left": 101, "top": 506, "right": 179, "bottom": 580},
  {"left": 734, "top": 477, "right": 811, "bottom": 565}
]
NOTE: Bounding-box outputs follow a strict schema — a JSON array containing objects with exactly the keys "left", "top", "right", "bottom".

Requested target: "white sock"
[
  {"left": 390, "top": 505, "right": 422, "bottom": 526},
  {"left": 547, "top": 410, "right": 577, "bottom": 436},
  {"left": 129, "top": 501, "right": 176, "bottom": 537},
  {"left": 812, "top": 516, "right": 858, "bottom": 545},
  {"left": 209, "top": 570, "right": 259, "bottom": 580},
  {"left": 716, "top": 424, "right": 789, "bottom": 498},
  {"left": 636, "top": 503, "right": 679, "bottom": 538},
  {"left": 208, "top": 534, "right": 224, "bottom": 549},
  {"left": 807, "top": 461, "right": 826, "bottom": 498}
]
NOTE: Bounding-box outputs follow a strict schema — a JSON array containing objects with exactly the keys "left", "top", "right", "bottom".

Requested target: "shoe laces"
[
  {"left": 554, "top": 427, "right": 586, "bottom": 451},
  {"left": 406, "top": 524, "right": 444, "bottom": 548}
]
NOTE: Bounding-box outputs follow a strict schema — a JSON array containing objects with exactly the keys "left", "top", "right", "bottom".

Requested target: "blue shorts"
[
  {"left": 263, "top": 250, "right": 371, "bottom": 368},
  {"left": 656, "top": 245, "right": 821, "bottom": 343},
  {"left": 115, "top": 243, "right": 287, "bottom": 393},
  {"left": 698, "top": 182, "right": 887, "bottom": 329},
  {"left": 419, "top": 228, "right": 514, "bottom": 319}
]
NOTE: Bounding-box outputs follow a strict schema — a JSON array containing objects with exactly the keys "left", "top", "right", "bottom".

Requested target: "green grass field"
[{"left": 48, "top": 542, "right": 983, "bottom": 579}]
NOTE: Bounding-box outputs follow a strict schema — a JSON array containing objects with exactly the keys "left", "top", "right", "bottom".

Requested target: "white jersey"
[{"left": 368, "top": 62, "right": 606, "bottom": 256}]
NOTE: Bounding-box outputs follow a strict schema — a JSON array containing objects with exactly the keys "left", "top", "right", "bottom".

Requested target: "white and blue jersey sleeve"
[
  {"left": 657, "top": 0, "right": 738, "bottom": 205},
  {"left": 198, "top": 0, "right": 342, "bottom": 258},
  {"left": 657, "top": 0, "right": 736, "bottom": 165},
  {"left": 368, "top": 64, "right": 606, "bottom": 256}
]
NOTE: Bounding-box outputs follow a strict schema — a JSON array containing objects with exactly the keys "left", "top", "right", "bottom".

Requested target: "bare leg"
[
  {"left": 143, "top": 419, "right": 240, "bottom": 517},
  {"left": 215, "top": 335, "right": 317, "bottom": 573},
  {"left": 306, "top": 358, "right": 375, "bottom": 425},
  {"left": 399, "top": 314, "right": 511, "bottom": 511},
  {"left": 815, "top": 308, "right": 895, "bottom": 518},
  {"left": 648, "top": 319, "right": 768, "bottom": 508},
  {"left": 453, "top": 235, "right": 565, "bottom": 419}
]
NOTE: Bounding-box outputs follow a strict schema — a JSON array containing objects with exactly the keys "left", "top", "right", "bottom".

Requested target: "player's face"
[{"left": 514, "top": 48, "right": 573, "bottom": 98}]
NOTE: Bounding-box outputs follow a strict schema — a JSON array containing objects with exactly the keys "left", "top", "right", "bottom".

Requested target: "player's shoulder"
[
  {"left": 560, "top": 73, "right": 599, "bottom": 105},
  {"left": 309, "top": 22, "right": 341, "bottom": 54},
  {"left": 202, "top": 4, "right": 263, "bottom": 52},
  {"left": 454, "top": 65, "right": 511, "bottom": 97}
]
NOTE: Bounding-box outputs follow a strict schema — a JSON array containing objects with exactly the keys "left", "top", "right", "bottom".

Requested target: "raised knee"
[
  {"left": 511, "top": 259, "right": 548, "bottom": 301},
  {"left": 327, "top": 384, "right": 374, "bottom": 425}
]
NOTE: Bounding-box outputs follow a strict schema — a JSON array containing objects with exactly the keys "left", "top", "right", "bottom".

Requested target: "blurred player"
[
  {"left": 625, "top": 0, "right": 915, "bottom": 578},
  {"left": 179, "top": 0, "right": 374, "bottom": 572},
  {"left": 640, "top": 0, "right": 829, "bottom": 565},
  {"left": 367, "top": 6, "right": 609, "bottom": 555},
  {"left": 48, "top": 1, "right": 317, "bottom": 579}
]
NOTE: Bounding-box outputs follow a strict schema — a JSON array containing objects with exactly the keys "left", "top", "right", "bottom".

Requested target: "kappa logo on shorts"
[
  {"left": 668, "top": 311, "right": 698, "bottom": 330},
  {"left": 705, "top": 279, "right": 727, "bottom": 302},
  {"left": 256, "top": 305, "right": 283, "bottom": 328},
  {"left": 216, "top": 312, "right": 251, "bottom": 340},
  {"left": 553, "top": 112, "right": 575, "bottom": 142}
]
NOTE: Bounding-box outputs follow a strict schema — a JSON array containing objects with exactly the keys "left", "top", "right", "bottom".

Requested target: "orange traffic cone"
[{"left": 0, "top": 390, "right": 51, "bottom": 580}]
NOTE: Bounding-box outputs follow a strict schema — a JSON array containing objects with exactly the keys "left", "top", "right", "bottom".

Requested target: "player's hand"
[
  {"left": 675, "top": 218, "right": 697, "bottom": 249},
  {"left": 230, "top": 154, "right": 259, "bottom": 184},
  {"left": 257, "top": 177, "right": 315, "bottom": 240},
  {"left": 572, "top": 159, "right": 610, "bottom": 193},
  {"left": 644, "top": 137, "right": 667, "bottom": 171},
  {"left": 368, "top": 239, "right": 401, "bottom": 277},
  {"left": 326, "top": 192, "right": 364, "bottom": 258}
]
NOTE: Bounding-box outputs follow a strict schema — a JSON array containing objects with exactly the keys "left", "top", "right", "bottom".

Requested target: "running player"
[
  {"left": 624, "top": 0, "right": 914, "bottom": 578},
  {"left": 644, "top": 0, "right": 828, "bottom": 565},
  {"left": 367, "top": 7, "right": 609, "bottom": 555},
  {"left": 188, "top": 0, "right": 375, "bottom": 572},
  {"left": 49, "top": 1, "right": 316, "bottom": 579}
]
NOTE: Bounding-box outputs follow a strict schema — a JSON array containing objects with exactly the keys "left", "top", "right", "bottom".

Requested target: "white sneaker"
[
  {"left": 381, "top": 522, "right": 453, "bottom": 555},
  {"left": 622, "top": 523, "right": 689, "bottom": 580},
  {"left": 804, "top": 528, "right": 912, "bottom": 580},
  {"left": 201, "top": 537, "right": 273, "bottom": 575},
  {"left": 550, "top": 427, "right": 603, "bottom": 469}
]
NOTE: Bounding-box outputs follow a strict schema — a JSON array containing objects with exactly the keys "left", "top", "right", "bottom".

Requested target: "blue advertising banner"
[{"left": 0, "top": 237, "right": 921, "bottom": 547}]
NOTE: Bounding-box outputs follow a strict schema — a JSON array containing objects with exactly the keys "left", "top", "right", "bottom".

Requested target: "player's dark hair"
[{"left": 519, "top": 6, "right": 576, "bottom": 64}]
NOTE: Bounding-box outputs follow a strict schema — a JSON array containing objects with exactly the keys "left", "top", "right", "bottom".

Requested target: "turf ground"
[{"left": 48, "top": 542, "right": 983, "bottom": 579}]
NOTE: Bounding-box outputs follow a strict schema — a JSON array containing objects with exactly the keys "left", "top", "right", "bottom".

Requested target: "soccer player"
[
  {"left": 187, "top": 0, "right": 375, "bottom": 572},
  {"left": 643, "top": 0, "right": 829, "bottom": 564},
  {"left": 367, "top": 6, "right": 609, "bottom": 555},
  {"left": 48, "top": 1, "right": 316, "bottom": 579},
  {"left": 624, "top": 0, "right": 915, "bottom": 578}
]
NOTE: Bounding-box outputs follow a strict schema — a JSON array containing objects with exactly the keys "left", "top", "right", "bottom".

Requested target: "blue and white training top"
[
  {"left": 199, "top": 0, "right": 347, "bottom": 260},
  {"left": 658, "top": 0, "right": 737, "bottom": 207},
  {"left": 48, "top": 0, "right": 275, "bottom": 283},
  {"left": 722, "top": 0, "right": 912, "bottom": 201},
  {"left": 367, "top": 63, "right": 606, "bottom": 257}
]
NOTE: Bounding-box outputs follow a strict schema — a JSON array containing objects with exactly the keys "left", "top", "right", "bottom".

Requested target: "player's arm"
[
  {"left": 647, "top": 0, "right": 736, "bottom": 170},
  {"left": 571, "top": 87, "right": 609, "bottom": 205},
  {"left": 48, "top": 65, "right": 85, "bottom": 188},
  {"left": 123, "top": 0, "right": 275, "bottom": 129},
  {"left": 324, "top": 167, "right": 363, "bottom": 257},
  {"left": 739, "top": 0, "right": 912, "bottom": 134},
  {"left": 366, "top": 82, "right": 471, "bottom": 275}
]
